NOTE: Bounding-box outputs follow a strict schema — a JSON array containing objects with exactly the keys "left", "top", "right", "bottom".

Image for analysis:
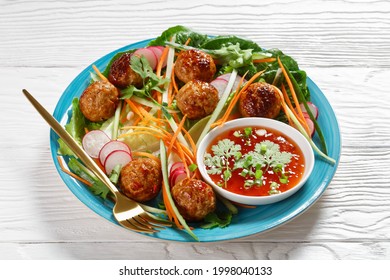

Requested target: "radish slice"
[
  {"left": 133, "top": 48, "right": 158, "bottom": 70},
  {"left": 170, "top": 162, "right": 185, "bottom": 174},
  {"left": 104, "top": 150, "right": 132, "bottom": 175},
  {"left": 303, "top": 113, "right": 316, "bottom": 137},
  {"left": 147, "top": 46, "right": 167, "bottom": 68},
  {"left": 299, "top": 102, "right": 319, "bottom": 119},
  {"left": 211, "top": 74, "right": 246, "bottom": 98},
  {"left": 169, "top": 168, "right": 187, "bottom": 187},
  {"left": 82, "top": 130, "right": 110, "bottom": 158},
  {"left": 210, "top": 79, "right": 228, "bottom": 98},
  {"left": 99, "top": 140, "right": 131, "bottom": 165}
]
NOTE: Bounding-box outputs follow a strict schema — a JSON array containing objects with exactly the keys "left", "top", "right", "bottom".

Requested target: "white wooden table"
[{"left": 1, "top": 0, "right": 389, "bottom": 260}]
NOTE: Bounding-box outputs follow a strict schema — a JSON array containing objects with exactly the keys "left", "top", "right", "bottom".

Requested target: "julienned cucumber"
[{"left": 159, "top": 140, "right": 198, "bottom": 241}]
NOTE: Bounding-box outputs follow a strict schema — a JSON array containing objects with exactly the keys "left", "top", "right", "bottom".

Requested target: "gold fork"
[{"left": 22, "top": 89, "right": 171, "bottom": 234}]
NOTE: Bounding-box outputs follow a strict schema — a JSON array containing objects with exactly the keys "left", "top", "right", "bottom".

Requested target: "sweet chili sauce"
[{"left": 205, "top": 126, "right": 305, "bottom": 197}]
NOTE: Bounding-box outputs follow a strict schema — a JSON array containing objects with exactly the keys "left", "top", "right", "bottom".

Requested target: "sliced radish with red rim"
[
  {"left": 104, "top": 150, "right": 132, "bottom": 175},
  {"left": 211, "top": 74, "right": 246, "bottom": 98},
  {"left": 99, "top": 140, "right": 131, "bottom": 166},
  {"left": 302, "top": 112, "right": 316, "bottom": 137},
  {"left": 82, "top": 130, "right": 111, "bottom": 158},
  {"left": 299, "top": 102, "right": 319, "bottom": 119},
  {"left": 169, "top": 168, "right": 187, "bottom": 188},
  {"left": 133, "top": 48, "right": 158, "bottom": 70},
  {"left": 147, "top": 46, "right": 167, "bottom": 68}
]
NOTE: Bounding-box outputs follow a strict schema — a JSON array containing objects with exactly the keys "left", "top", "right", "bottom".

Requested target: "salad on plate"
[{"left": 56, "top": 25, "right": 335, "bottom": 241}]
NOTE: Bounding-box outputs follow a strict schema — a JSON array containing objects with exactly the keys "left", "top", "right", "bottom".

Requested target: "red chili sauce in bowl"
[{"left": 204, "top": 126, "right": 305, "bottom": 197}]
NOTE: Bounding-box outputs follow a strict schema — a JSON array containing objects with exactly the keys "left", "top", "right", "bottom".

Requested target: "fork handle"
[{"left": 22, "top": 89, "right": 120, "bottom": 196}]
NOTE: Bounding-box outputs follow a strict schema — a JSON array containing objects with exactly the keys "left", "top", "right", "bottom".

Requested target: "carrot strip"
[
  {"left": 124, "top": 98, "right": 143, "bottom": 118},
  {"left": 132, "top": 151, "right": 160, "bottom": 162},
  {"left": 92, "top": 65, "right": 108, "bottom": 81},
  {"left": 162, "top": 182, "right": 184, "bottom": 229},
  {"left": 156, "top": 47, "right": 169, "bottom": 78},
  {"left": 217, "top": 70, "right": 264, "bottom": 127},
  {"left": 277, "top": 57, "right": 310, "bottom": 134},
  {"left": 184, "top": 38, "right": 191, "bottom": 46},
  {"left": 167, "top": 114, "right": 187, "bottom": 156},
  {"left": 175, "top": 141, "right": 190, "bottom": 177},
  {"left": 170, "top": 65, "right": 179, "bottom": 103},
  {"left": 57, "top": 156, "right": 93, "bottom": 187},
  {"left": 252, "top": 57, "right": 276, "bottom": 64},
  {"left": 271, "top": 85, "right": 293, "bottom": 126},
  {"left": 180, "top": 126, "right": 197, "bottom": 157}
]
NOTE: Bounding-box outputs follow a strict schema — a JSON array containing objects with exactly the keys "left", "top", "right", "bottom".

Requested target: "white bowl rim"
[{"left": 196, "top": 117, "right": 315, "bottom": 205}]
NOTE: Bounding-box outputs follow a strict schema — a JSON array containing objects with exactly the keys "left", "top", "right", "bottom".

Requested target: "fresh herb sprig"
[
  {"left": 121, "top": 55, "right": 169, "bottom": 101},
  {"left": 204, "top": 130, "right": 293, "bottom": 191}
]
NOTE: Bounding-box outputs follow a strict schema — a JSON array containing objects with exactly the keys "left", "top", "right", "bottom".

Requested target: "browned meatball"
[
  {"left": 174, "top": 49, "right": 216, "bottom": 83},
  {"left": 119, "top": 158, "right": 162, "bottom": 203},
  {"left": 79, "top": 80, "right": 120, "bottom": 122},
  {"left": 171, "top": 178, "right": 216, "bottom": 222},
  {"left": 238, "top": 82, "right": 282, "bottom": 119},
  {"left": 108, "top": 52, "right": 143, "bottom": 88},
  {"left": 176, "top": 80, "right": 219, "bottom": 120}
]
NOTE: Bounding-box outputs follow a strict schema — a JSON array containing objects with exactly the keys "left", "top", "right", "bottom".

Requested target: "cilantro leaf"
[
  {"left": 200, "top": 212, "right": 233, "bottom": 229},
  {"left": 211, "top": 139, "right": 241, "bottom": 159},
  {"left": 121, "top": 55, "right": 168, "bottom": 100}
]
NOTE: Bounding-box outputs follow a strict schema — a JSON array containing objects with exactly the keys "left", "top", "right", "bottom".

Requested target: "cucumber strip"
[
  {"left": 160, "top": 140, "right": 198, "bottom": 241},
  {"left": 130, "top": 96, "right": 178, "bottom": 114},
  {"left": 162, "top": 36, "right": 176, "bottom": 104},
  {"left": 282, "top": 62, "right": 328, "bottom": 154},
  {"left": 196, "top": 69, "right": 238, "bottom": 146},
  {"left": 112, "top": 101, "right": 122, "bottom": 140},
  {"left": 285, "top": 106, "right": 335, "bottom": 165},
  {"left": 162, "top": 107, "right": 190, "bottom": 149}
]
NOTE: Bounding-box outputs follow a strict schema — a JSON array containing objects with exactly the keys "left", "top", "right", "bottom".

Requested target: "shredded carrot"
[
  {"left": 175, "top": 141, "right": 190, "bottom": 177},
  {"left": 57, "top": 156, "right": 93, "bottom": 187},
  {"left": 277, "top": 57, "right": 310, "bottom": 134},
  {"left": 124, "top": 98, "right": 143, "bottom": 118},
  {"left": 156, "top": 47, "right": 169, "bottom": 78},
  {"left": 215, "top": 70, "right": 265, "bottom": 127},
  {"left": 252, "top": 57, "right": 276, "bottom": 64},
  {"left": 271, "top": 85, "right": 293, "bottom": 126},
  {"left": 132, "top": 151, "right": 160, "bottom": 162},
  {"left": 84, "top": 127, "right": 89, "bottom": 134},
  {"left": 167, "top": 114, "right": 187, "bottom": 156},
  {"left": 92, "top": 64, "right": 108, "bottom": 81},
  {"left": 184, "top": 38, "right": 191, "bottom": 46},
  {"left": 170, "top": 66, "right": 179, "bottom": 104},
  {"left": 180, "top": 126, "right": 197, "bottom": 157}
]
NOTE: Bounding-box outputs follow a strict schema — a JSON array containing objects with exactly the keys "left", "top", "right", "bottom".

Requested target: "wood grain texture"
[{"left": 1, "top": 0, "right": 390, "bottom": 260}]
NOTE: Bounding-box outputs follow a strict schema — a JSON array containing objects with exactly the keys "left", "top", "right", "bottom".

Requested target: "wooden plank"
[
  {"left": 1, "top": 241, "right": 389, "bottom": 260},
  {"left": 0, "top": 0, "right": 389, "bottom": 68}
]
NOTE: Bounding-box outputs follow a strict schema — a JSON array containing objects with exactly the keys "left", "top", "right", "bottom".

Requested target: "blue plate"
[{"left": 50, "top": 39, "right": 341, "bottom": 242}]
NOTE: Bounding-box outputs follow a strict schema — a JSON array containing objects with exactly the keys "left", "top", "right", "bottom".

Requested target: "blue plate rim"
[{"left": 50, "top": 39, "right": 341, "bottom": 242}]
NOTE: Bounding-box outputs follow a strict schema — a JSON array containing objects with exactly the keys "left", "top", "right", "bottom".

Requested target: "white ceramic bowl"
[{"left": 196, "top": 117, "right": 315, "bottom": 205}]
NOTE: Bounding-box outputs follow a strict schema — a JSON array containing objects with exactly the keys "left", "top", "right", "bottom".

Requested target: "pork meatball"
[
  {"left": 171, "top": 178, "right": 216, "bottom": 222},
  {"left": 176, "top": 80, "right": 219, "bottom": 120},
  {"left": 238, "top": 82, "right": 282, "bottom": 119},
  {"left": 108, "top": 52, "right": 143, "bottom": 88},
  {"left": 174, "top": 49, "right": 216, "bottom": 83},
  {"left": 119, "top": 158, "right": 162, "bottom": 202},
  {"left": 79, "top": 80, "right": 120, "bottom": 122}
]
